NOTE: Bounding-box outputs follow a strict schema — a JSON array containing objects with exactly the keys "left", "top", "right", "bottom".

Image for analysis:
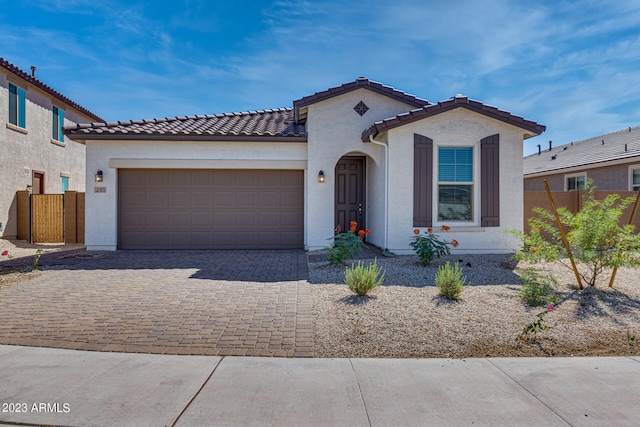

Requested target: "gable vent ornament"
[{"left": 353, "top": 101, "right": 369, "bottom": 116}]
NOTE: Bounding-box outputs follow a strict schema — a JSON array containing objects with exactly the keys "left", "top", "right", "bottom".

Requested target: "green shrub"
[
  {"left": 344, "top": 258, "right": 385, "bottom": 296},
  {"left": 513, "top": 180, "right": 640, "bottom": 287},
  {"left": 434, "top": 261, "right": 467, "bottom": 300},
  {"left": 327, "top": 221, "right": 370, "bottom": 266},
  {"left": 518, "top": 269, "right": 559, "bottom": 307},
  {"left": 409, "top": 226, "right": 459, "bottom": 266}
]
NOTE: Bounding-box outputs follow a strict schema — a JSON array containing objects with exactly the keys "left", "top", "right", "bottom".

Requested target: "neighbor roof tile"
[{"left": 64, "top": 108, "right": 307, "bottom": 141}]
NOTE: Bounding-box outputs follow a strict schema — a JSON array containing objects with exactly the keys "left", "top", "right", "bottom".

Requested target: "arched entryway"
[{"left": 334, "top": 156, "right": 366, "bottom": 233}]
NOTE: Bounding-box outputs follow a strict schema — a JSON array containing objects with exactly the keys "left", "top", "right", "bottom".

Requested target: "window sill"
[
  {"left": 50, "top": 139, "right": 66, "bottom": 147},
  {"left": 6, "top": 123, "right": 28, "bottom": 134},
  {"left": 446, "top": 226, "right": 485, "bottom": 232}
]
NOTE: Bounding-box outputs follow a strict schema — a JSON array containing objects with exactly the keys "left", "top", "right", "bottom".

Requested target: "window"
[
  {"left": 61, "top": 176, "right": 69, "bottom": 193},
  {"left": 52, "top": 106, "right": 65, "bottom": 143},
  {"left": 438, "top": 147, "right": 473, "bottom": 221},
  {"left": 8, "top": 83, "right": 26, "bottom": 128},
  {"left": 629, "top": 165, "right": 640, "bottom": 191},
  {"left": 565, "top": 173, "right": 586, "bottom": 191}
]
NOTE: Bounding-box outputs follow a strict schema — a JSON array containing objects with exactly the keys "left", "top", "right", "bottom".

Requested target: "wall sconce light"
[
  {"left": 318, "top": 170, "right": 325, "bottom": 183},
  {"left": 95, "top": 170, "right": 103, "bottom": 182}
]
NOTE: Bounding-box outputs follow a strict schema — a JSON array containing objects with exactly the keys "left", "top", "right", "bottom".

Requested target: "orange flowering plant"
[
  {"left": 410, "top": 225, "right": 459, "bottom": 266},
  {"left": 327, "top": 221, "right": 371, "bottom": 266}
]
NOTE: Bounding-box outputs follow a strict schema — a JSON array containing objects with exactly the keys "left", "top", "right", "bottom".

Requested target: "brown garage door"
[{"left": 118, "top": 169, "right": 304, "bottom": 249}]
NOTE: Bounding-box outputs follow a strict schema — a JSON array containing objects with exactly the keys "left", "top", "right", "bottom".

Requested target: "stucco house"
[
  {"left": 65, "top": 78, "right": 545, "bottom": 253},
  {"left": 524, "top": 126, "right": 640, "bottom": 192},
  {"left": 0, "top": 57, "right": 103, "bottom": 239}
]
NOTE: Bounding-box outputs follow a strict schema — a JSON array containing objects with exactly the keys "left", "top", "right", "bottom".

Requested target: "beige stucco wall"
[
  {"left": 0, "top": 72, "right": 90, "bottom": 238},
  {"left": 304, "top": 88, "right": 420, "bottom": 250},
  {"left": 84, "top": 139, "right": 308, "bottom": 250},
  {"left": 386, "top": 108, "right": 530, "bottom": 254}
]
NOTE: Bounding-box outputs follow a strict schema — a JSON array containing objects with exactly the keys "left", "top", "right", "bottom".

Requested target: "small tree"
[{"left": 514, "top": 180, "right": 640, "bottom": 287}]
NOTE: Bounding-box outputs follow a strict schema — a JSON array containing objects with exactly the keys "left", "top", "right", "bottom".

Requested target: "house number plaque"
[{"left": 94, "top": 187, "right": 107, "bottom": 193}]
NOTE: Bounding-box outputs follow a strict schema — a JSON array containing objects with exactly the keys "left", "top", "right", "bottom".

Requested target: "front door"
[{"left": 335, "top": 157, "right": 365, "bottom": 233}]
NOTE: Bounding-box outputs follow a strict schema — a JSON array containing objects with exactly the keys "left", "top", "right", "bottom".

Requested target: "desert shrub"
[
  {"left": 344, "top": 258, "right": 385, "bottom": 296},
  {"left": 434, "top": 261, "right": 467, "bottom": 300},
  {"left": 518, "top": 269, "right": 560, "bottom": 307},
  {"left": 513, "top": 180, "right": 640, "bottom": 287},
  {"left": 327, "top": 221, "right": 371, "bottom": 266},
  {"left": 409, "top": 226, "right": 459, "bottom": 266}
]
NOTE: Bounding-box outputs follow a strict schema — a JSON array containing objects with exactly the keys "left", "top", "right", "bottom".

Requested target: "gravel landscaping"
[{"left": 309, "top": 251, "right": 640, "bottom": 358}]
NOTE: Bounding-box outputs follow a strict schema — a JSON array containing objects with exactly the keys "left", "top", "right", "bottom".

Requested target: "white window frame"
[
  {"left": 564, "top": 172, "right": 587, "bottom": 191},
  {"left": 628, "top": 164, "right": 640, "bottom": 191},
  {"left": 433, "top": 139, "right": 479, "bottom": 226}
]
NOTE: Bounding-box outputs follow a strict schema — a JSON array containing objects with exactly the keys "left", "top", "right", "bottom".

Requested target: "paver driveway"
[{"left": 0, "top": 250, "right": 312, "bottom": 357}]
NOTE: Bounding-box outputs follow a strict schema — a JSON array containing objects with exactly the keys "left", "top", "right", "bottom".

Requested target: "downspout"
[{"left": 369, "top": 135, "right": 389, "bottom": 251}]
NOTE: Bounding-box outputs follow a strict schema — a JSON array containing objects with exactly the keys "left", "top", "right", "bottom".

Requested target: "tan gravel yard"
[{"left": 309, "top": 253, "right": 640, "bottom": 358}]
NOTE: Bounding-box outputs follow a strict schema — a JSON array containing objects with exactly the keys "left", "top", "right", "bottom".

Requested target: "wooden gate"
[{"left": 31, "top": 194, "right": 64, "bottom": 243}]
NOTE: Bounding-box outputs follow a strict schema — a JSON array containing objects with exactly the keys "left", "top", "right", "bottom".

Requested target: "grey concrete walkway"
[
  {"left": 0, "top": 250, "right": 312, "bottom": 357},
  {"left": 1, "top": 345, "right": 640, "bottom": 426}
]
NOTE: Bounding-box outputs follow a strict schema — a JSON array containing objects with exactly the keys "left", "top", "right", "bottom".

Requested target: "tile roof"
[
  {"left": 293, "top": 77, "right": 431, "bottom": 122},
  {"left": 64, "top": 108, "right": 307, "bottom": 141},
  {"left": 1, "top": 57, "right": 104, "bottom": 122},
  {"left": 524, "top": 126, "right": 640, "bottom": 176},
  {"left": 362, "top": 94, "right": 546, "bottom": 142}
]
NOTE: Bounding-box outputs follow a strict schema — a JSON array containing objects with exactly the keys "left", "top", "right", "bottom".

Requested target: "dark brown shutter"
[
  {"left": 413, "top": 134, "right": 433, "bottom": 227},
  {"left": 481, "top": 134, "right": 500, "bottom": 227}
]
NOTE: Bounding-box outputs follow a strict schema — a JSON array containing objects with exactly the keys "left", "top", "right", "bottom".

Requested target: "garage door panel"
[
  {"left": 192, "top": 192, "right": 212, "bottom": 207},
  {"left": 237, "top": 173, "right": 258, "bottom": 187},
  {"left": 120, "top": 191, "right": 145, "bottom": 207},
  {"left": 119, "top": 169, "right": 303, "bottom": 249},
  {"left": 168, "top": 232, "right": 190, "bottom": 247},
  {"left": 259, "top": 192, "right": 279, "bottom": 207},
  {"left": 168, "top": 212, "right": 189, "bottom": 227},
  {"left": 236, "top": 212, "right": 257, "bottom": 226},
  {"left": 144, "top": 171, "right": 168, "bottom": 187},
  {"left": 236, "top": 192, "right": 257, "bottom": 207},
  {"left": 169, "top": 192, "right": 190, "bottom": 206},
  {"left": 145, "top": 212, "right": 167, "bottom": 227},
  {"left": 237, "top": 232, "right": 257, "bottom": 246},
  {"left": 214, "top": 211, "right": 235, "bottom": 227},
  {"left": 281, "top": 192, "right": 302, "bottom": 207},
  {"left": 192, "top": 212, "right": 212, "bottom": 226},
  {"left": 168, "top": 171, "right": 191, "bottom": 186},
  {"left": 145, "top": 192, "right": 167, "bottom": 207},
  {"left": 215, "top": 192, "right": 235, "bottom": 207},
  {"left": 214, "top": 171, "right": 235, "bottom": 186},
  {"left": 120, "top": 212, "right": 145, "bottom": 227}
]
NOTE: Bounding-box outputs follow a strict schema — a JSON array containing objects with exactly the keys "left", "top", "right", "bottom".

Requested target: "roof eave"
[
  {"left": 64, "top": 132, "right": 308, "bottom": 143},
  {"left": 1, "top": 57, "right": 104, "bottom": 122},
  {"left": 362, "top": 101, "right": 545, "bottom": 142}
]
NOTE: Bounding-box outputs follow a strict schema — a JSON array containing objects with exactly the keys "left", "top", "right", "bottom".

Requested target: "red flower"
[
  {"left": 365, "top": 228, "right": 371, "bottom": 235},
  {"left": 451, "top": 239, "right": 459, "bottom": 247},
  {"left": 1, "top": 250, "right": 8, "bottom": 256},
  {"left": 413, "top": 229, "right": 420, "bottom": 235},
  {"left": 531, "top": 249, "right": 537, "bottom": 253},
  {"left": 427, "top": 227, "right": 433, "bottom": 233},
  {"left": 349, "top": 221, "right": 357, "bottom": 232},
  {"left": 441, "top": 225, "right": 450, "bottom": 231},
  {"left": 358, "top": 230, "right": 365, "bottom": 237}
]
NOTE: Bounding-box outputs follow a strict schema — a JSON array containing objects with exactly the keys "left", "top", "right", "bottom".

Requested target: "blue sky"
[{"left": 2, "top": 0, "right": 640, "bottom": 155}]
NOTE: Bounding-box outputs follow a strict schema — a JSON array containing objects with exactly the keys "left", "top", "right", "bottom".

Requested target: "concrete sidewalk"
[{"left": 1, "top": 345, "right": 639, "bottom": 426}]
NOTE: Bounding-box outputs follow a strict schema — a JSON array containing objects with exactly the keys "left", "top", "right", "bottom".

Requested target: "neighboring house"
[
  {"left": 65, "top": 78, "right": 544, "bottom": 253},
  {"left": 524, "top": 126, "right": 640, "bottom": 192},
  {"left": 0, "top": 57, "right": 103, "bottom": 239}
]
